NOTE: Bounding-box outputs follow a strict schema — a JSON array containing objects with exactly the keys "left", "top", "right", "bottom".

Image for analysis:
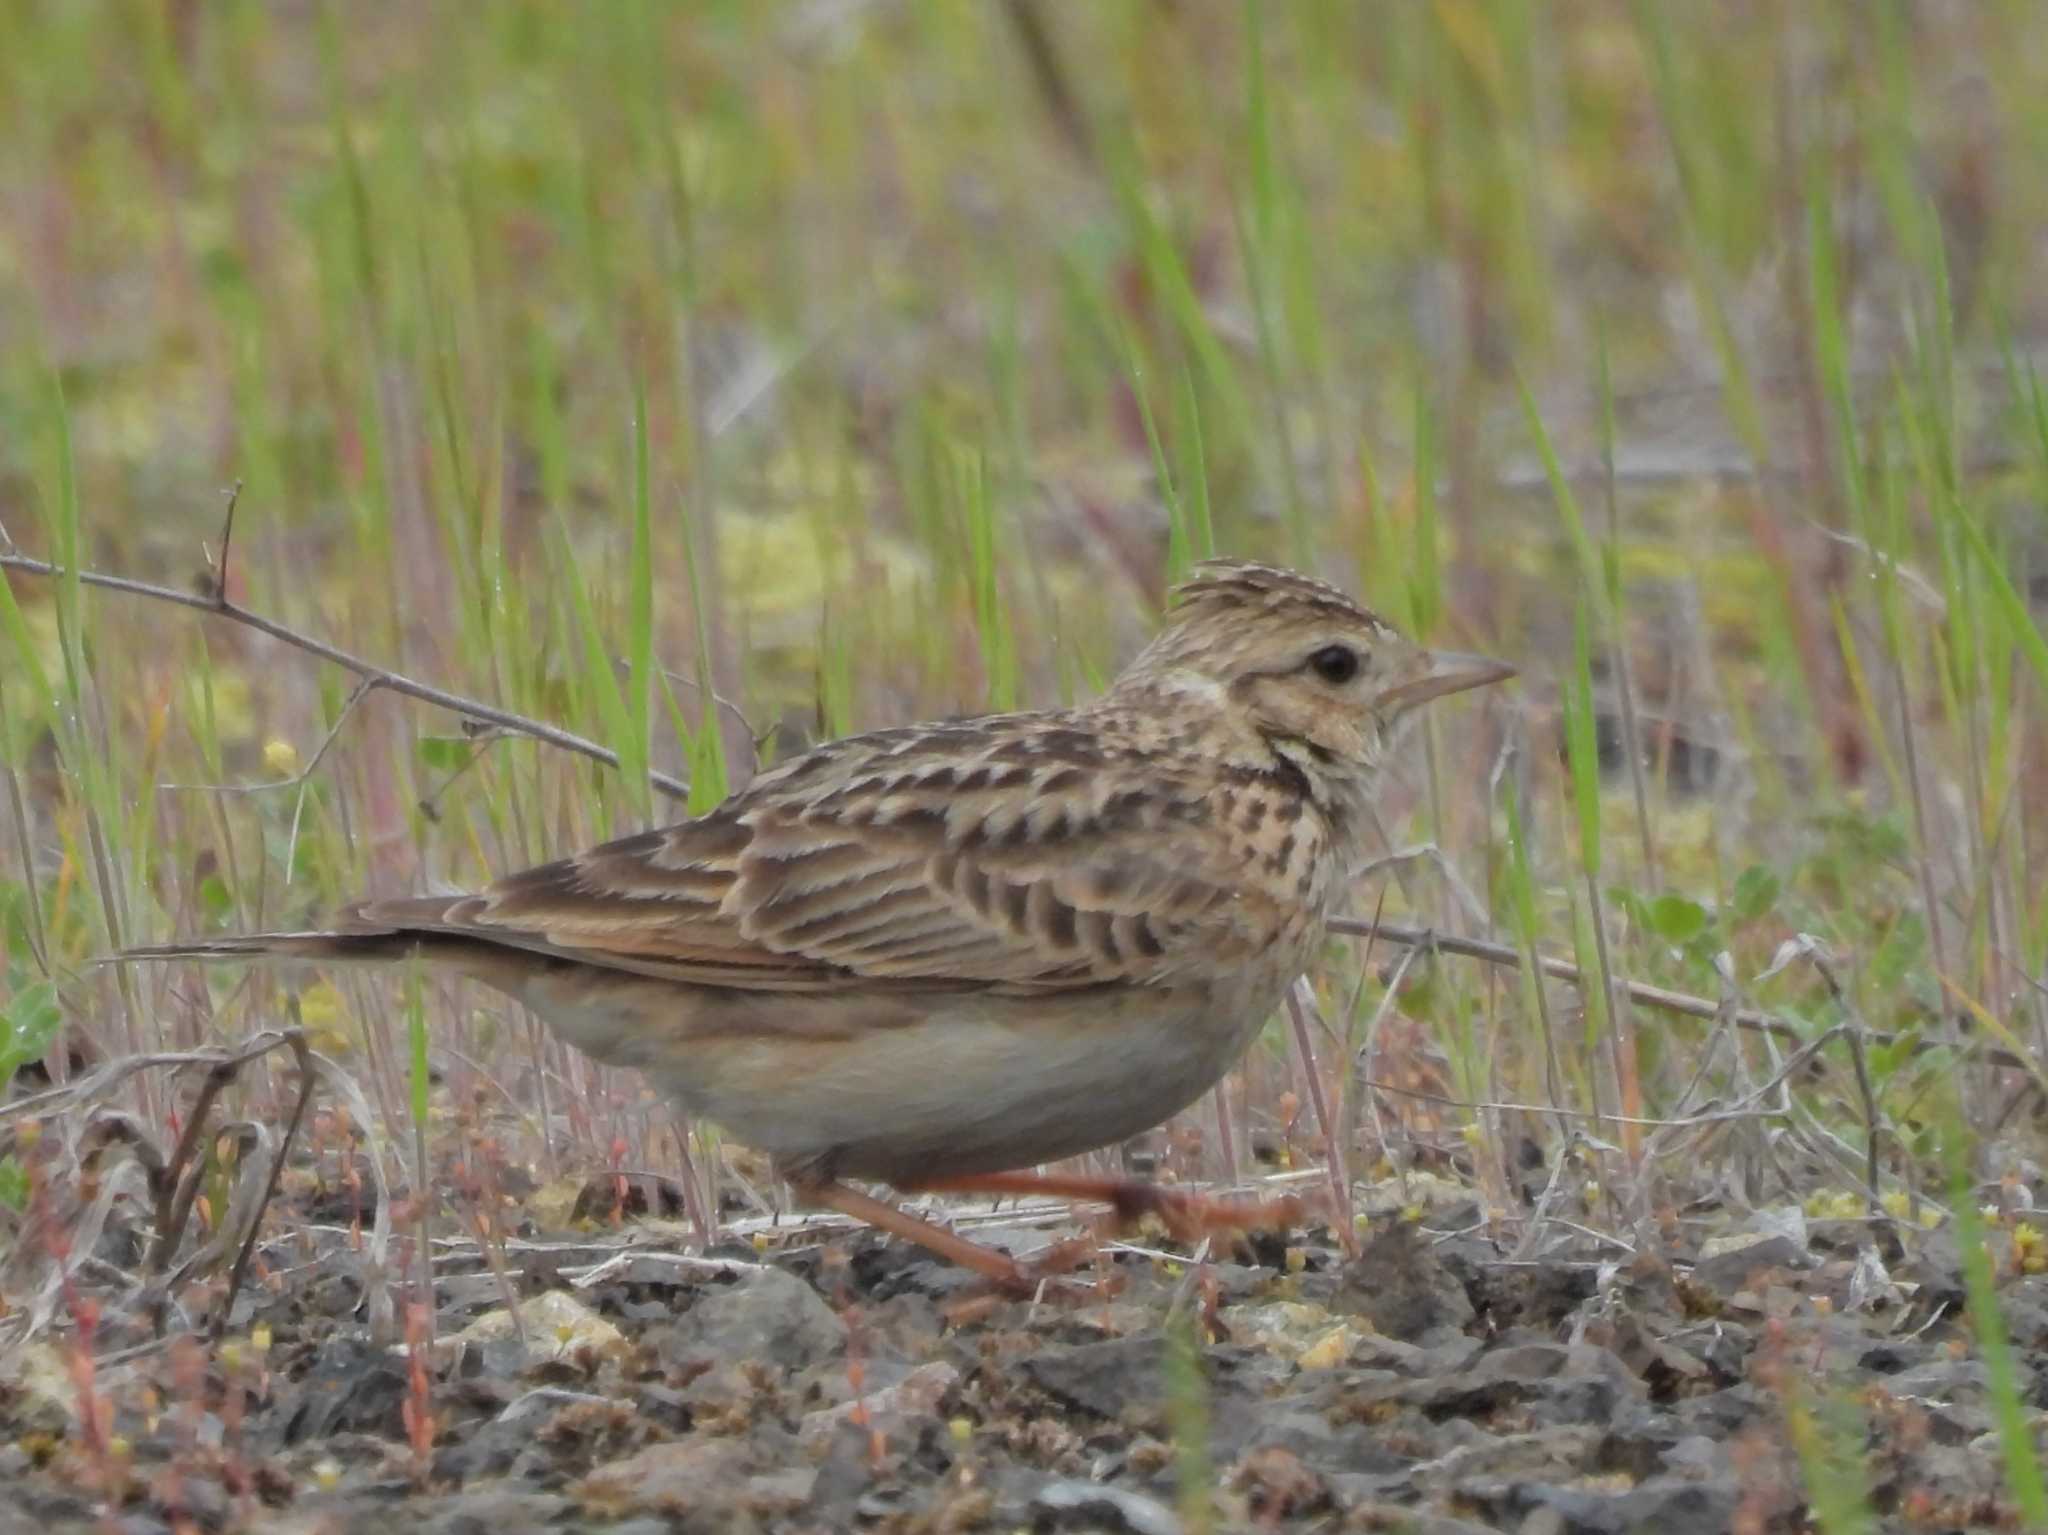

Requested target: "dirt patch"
[{"left": 1, "top": 1199, "right": 2030, "bottom": 1533}]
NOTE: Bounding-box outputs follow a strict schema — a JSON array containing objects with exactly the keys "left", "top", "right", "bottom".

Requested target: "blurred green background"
[{"left": 4, "top": 1, "right": 2047, "bottom": 1198}]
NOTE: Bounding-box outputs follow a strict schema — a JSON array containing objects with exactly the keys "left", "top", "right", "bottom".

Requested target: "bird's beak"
[{"left": 1376, "top": 649, "right": 1517, "bottom": 714}]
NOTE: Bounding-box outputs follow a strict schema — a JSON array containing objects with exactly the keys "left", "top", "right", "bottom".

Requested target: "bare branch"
[
  {"left": 1285, "top": 980, "right": 1356, "bottom": 1257},
  {"left": 1, "top": 551, "right": 690, "bottom": 801},
  {"left": 1334, "top": 915, "right": 2031, "bottom": 1075},
  {"left": 1335, "top": 916, "right": 1801, "bottom": 1040},
  {"left": 659, "top": 665, "right": 766, "bottom": 780},
  {"left": 215, "top": 1029, "right": 314, "bottom": 1339}
]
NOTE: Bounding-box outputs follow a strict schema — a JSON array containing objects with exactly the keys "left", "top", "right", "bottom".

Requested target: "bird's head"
[{"left": 1110, "top": 559, "right": 1514, "bottom": 796}]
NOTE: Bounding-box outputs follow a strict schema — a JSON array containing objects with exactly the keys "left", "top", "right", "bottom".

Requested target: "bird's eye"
[{"left": 1308, "top": 645, "right": 1360, "bottom": 685}]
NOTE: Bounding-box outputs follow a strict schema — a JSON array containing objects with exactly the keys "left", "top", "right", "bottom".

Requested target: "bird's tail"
[
  {"left": 114, "top": 897, "right": 475, "bottom": 969},
  {"left": 114, "top": 930, "right": 421, "bottom": 966}
]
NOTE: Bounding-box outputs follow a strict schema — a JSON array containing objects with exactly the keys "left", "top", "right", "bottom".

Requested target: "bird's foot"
[{"left": 905, "top": 1169, "right": 1307, "bottom": 1247}]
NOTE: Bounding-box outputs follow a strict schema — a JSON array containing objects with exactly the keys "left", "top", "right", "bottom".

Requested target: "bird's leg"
[
  {"left": 797, "top": 1180, "right": 1117, "bottom": 1301},
  {"left": 901, "top": 1170, "right": 1307, "bottom": 1246},
  {"left": 798, "top": 1179, "right": 1035, "bottom": 1291}
]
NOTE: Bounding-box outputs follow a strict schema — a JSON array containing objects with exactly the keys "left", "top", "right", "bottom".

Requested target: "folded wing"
[{"left": 361, "top": 715, "right": 1276, "bottom": 994}]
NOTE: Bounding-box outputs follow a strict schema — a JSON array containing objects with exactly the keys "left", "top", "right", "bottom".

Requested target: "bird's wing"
[{"left": 361, "top": 714, "right": 1294, "bottom": 993}]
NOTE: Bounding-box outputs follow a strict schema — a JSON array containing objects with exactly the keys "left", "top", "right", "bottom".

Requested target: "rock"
[
  {"left": 2, "top": 1343, "right": 85, "bottom": 1433},
  {"left": 431, "top": 1407, "right": 551, "bottom": 1485},
  {"left": 1022, "top": 1336, "right": 1168, "bottom": 1419},
  {"left": 1212, "top": 1402, "right": 1361, "bottom": 1467},
  {"left": 452, "top": 1290, "right": 625, "bottom": 1360},
  {"left": 679, "top": 1267, "right": 847, "bottom": 1370},
  {"left": 1332, "top": 1221, "right": 1477, "bottom": 1343},
  {"left": 1221, "top": 1300, "right": 1368, "bottom": 1368},
  {"left": 575, "top": 1433, "right": 803, "bottom": 1525},
  {"left": 1883, "top": 1355, "right": 1998, "bottom": 1442},
  {"left": 276, "top": 1336, "right": 413, "bottom": 1444},
  {"left": 1339, "top": 1506, "right": 1504, "bottom": 1534},
  {"left": 1295, "top": 1324, "right": 1357, "bottom": 1371},
  {"left": 1660, "top": 1433, "right": 1734, "bottom": 1478},
  {"left": 1702, "top": 1205, "right": 1809, "bottom": 1254},
  {"left": 1658, "top": 1321, "right": 1749, "bottom": 1384},
  {"left": 1407, "top": 1424, "right": 1604, "bottom": 1492},
  {"left": 1224, "top": 1444, "right": 1331, "bottom": 1521},
  {"left": 1596, "top": 1312, "right": 1712, "bottom": 1393},
  {"left": 494, "top": 1386, "right": 615, "bottom": 1424},
  {"left": 1398, "top": 1342, "right": 1645, "bottom": 1425},
  {"left": 416, "top": 1491, "right": 571, "bottom": 1535},
  {"left": 1459, "top": 1476, "right": 1741, "bottom": 1535},
  {"left": 744, "top": 1467, "right": 818, "bottom": 1507},
  {"left": 1690, "top": 1233, "right": 1812, "bottom": 1294},
  {"left": 1450, "top": 1245, "right": 1600, "bottom": 1335},
  {"left": 1675, "top": 1382, "right": 1771, "bottom": 1437},
  {"left": 797, "top": 1359, "right": 958, "bottom": 1450},
  {"left": 1898, "top": 1229, "right": 1966, "bottom": 1307},
  {"left": 1030, "top": 1477, "right": 1183, "bottom": 1535}
]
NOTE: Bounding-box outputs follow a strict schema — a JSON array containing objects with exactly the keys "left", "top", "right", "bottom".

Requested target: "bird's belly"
[{"left": 551, "top": 980, "right": 1277, "bottom": 1186}]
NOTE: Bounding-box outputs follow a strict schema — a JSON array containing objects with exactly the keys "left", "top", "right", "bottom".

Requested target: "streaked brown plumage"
[{"left": 127, "top": 560, "right": 1512, "bottom": 1286}]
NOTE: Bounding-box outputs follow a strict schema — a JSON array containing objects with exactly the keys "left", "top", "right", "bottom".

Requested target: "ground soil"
[{"left": 0, "top": 1186, "right": 2033, "bottom": 1534}]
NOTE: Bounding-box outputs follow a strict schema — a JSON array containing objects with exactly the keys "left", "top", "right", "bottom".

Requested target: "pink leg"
[{"left": 901, "top": 1169, "right": 1306, "bottom": 1243}]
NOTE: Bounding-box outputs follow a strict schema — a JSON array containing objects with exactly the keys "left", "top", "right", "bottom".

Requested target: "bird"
[{"left": 126, "top": 559, "right": 1513, "bottom": 1290}]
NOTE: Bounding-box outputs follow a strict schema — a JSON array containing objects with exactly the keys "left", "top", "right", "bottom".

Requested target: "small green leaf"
[
  {"left": 1868, "top": 911, "right": 1928, "bottom": 996},
  {"left": 1869, "top": 1030, "right": 1925, "bottom": 1080},
  {"left": 1395, "top": 968, "right": 1442, "bottom": 1022},
  {"left": 0, "top": 882, "right": 31, "bottom": 965},
  {"left": 199, "top": 873, "right": 234, "bottom": 919},
  {"left": 1731, "top": 865, "right": 1781, "bottom": 921},
  {"left": 1648, "top": 894, "right": 1710, "bottom": 945},
  {"left": 0, "top": 979, "right": 60, "bottom": 1082},
  {"left": 0, "top": 1155, "right": 26, "bottom": 1211},
  {"left": 416, "top": 736, "right": 471, "bottom": 772}
]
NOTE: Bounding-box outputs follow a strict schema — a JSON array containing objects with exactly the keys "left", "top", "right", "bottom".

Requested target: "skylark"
[{"left": 132, "top": 560, "right": 1512, "bottom": 1288}]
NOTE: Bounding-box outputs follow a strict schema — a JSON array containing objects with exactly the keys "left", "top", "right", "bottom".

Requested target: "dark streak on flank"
[
  {"left": 1100, "top": 787, "right": 1153, "bottom": 829},
  {"left": 1081, "top": 909, "right": 1120, "bottom": 964},
  {"left": 876, "top": 803, "right": 948, "bottom": 834},
  {"left": 993, "top": 728, "right": 1101, "bottom": 765},
  {"left": 1035, "top": 886, "right": 1080, "bottom": 950},
  {"left": 958, "top": 859, "right": 994, "bottom": 916},
  {"left": 1088, "top": 859, "right": 1134, "bottom": 902}
]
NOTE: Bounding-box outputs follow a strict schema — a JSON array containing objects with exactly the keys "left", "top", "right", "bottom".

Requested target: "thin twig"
[
  {"left": 1806, "top": 952, "right": 1887, "bottom": 1223},
  {"left": 1354, "top": 944, "right": 1421, "bottom": 1191},
  {"left": 1335, "top": 914, "right": 2037, "bottom": 1076},
  {"left": 0, "top": 551, "right": 691, "bottom": 800},
  {"left": 413, "top": 727, "right": 508, "bottom": 822},
  {"left": 159, "top": 675, "right": 377, "bottom": 796},
  {"left": 1336, "top": 916, "right": 1799, "bottom": 1038},
  {"left": 1285, "top": 980, "right": 1357, "bottom": 1256},
  {"left": 147, "top": 1058, "right": 244, "bottom": 1276},
  {"left": 658, "top": 666, "right": 767, "bottom": 780},
  {"left": 214, "top": 1029, "right": 314, "bottom": 1339},
  {"left": 0, "top": 1033, "right": 299, "bottom": 1124},
  {"left": 1363, "top": 1012, "right": 1845, "bottom": 1133}
]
